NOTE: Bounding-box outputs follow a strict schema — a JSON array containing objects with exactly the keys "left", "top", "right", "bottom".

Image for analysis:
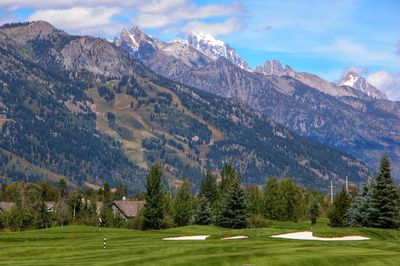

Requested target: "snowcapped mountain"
[
  {"left": 255, "top": 60, "right": 368, "bottom": 98},
  {"left": 187, "top": 32, "right": 250, "bottom": 71},
  {"left": 114, "top": 27, "right": 163, "bottom": 60},
  {"left": 339, "top": 71, "right": 388, "bottom": 100}
]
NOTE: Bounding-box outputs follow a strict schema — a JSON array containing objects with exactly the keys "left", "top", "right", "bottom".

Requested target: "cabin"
[
  {"left": 0, "top": 202, "right": 15, "bottom": 212},
  {"left": 112, "top": 199, "right": 145, "bottom": 220}
]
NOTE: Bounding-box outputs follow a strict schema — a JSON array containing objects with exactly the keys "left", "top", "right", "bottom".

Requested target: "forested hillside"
[{"left": 0, "top": 22, "right": 371, "bottom": 192}]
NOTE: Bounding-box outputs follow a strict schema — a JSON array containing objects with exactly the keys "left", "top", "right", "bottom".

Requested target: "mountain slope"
[
  {"left": 114, "top": 27, "right": 400, "bottom": 178},
  {"left": 0, "top": 21, "right": 371, "bottom": 191}
]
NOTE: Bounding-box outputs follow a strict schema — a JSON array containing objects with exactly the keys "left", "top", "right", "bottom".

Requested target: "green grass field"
[{"left": 1, "top": 220, "right": 399, "bottom": 265}]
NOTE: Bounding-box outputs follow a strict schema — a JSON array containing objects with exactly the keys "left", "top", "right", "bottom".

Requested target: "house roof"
[
  {"left": 113, "top": 200, "right": 145, "bottom": 218},
  {"left": 45, "top": 202, "right": 55, "bottom": 210},
  {"left": 0, "top": 202, "right": 15, "bottom": 211}
]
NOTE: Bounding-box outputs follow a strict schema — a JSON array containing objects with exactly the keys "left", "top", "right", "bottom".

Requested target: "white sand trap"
[
  {"left": 271, "top": 231, "right": 369, "bottom": 241},
  {"left": 221, "top": 235, "right": 248, "bottom": 240},
  {"left": 163, "top": 235, "right": 210, "bottom": 241}
]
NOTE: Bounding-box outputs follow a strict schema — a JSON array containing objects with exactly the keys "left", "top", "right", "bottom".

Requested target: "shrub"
[{"left": 248, "top": 215, "right": 271, "bottom": 228}]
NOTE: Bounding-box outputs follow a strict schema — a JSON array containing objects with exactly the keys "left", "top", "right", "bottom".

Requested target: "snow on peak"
[
  {"left": 187, "top": 32, "right": 250, "bottom": 71},
  {"left": 340, "top": 71, "right": 359, "bottom": 88},
  {"left": 114, "top": 26, "right": 161, "bottom": 60},
  {"left": 339, "top": 71, "right": 388, "bottom": 100}
]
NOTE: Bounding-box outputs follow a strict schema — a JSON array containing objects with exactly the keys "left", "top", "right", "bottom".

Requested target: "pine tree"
[
  {"left": 200, "top": 171, "right": 218, "bottom": 205},
  {"left": 58, "top": 179, "right": 67, "bottom": 199},
  {"left": 328, "top": 186, "right": 350, "bottom": 227},
  {"left": 346, "top": 183, "right": 373, "bottom": 227},
  {"left": 143, "top": 164, "right": 164, "bottom": 230},
  {"left": 219, "top": 163, "right": 240, "bottom": 197},
  {"left": 173, "top": 180, "right": 193, "bottom": 226},
  {"left": 217, "top": 181, "right": 248, "bottom": 229},
  {"left": 369, "top": 155, "right": 399, "bottom": 228},
  {"left": 195, "top": 196, "right": 212, "bottom": 225}
]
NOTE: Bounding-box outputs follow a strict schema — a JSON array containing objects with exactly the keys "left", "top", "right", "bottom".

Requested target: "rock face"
[
  {"left": 0, "top": 21, "right": 372, "bottom": 190},
  {"left": 255, "top": 60, "right": 368, "bottom": 98},
  {"left": 339, "top": 71, "right": 388, "bottom": 100},
  {"left": 115, "top": 27, "right": 400, "bottom": 178},
  {"left": 187, "top": 32, "right": 250, "bottom": 70}
]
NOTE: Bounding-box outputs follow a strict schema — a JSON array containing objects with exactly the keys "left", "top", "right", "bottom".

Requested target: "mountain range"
[
  {"left": 114, "top": 26, "right": 400, "bottom": 180},
  {"left": 0, "top": 21, "right": 374, "bottom": 192}
]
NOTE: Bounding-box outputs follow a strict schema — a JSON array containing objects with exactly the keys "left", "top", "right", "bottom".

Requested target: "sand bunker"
[
  {"left": 271, "top": 231, "right": 369, "bottom": 241},
  {"left": 163, "top": 235, "right": 210, "bottom": 240},
  {"left": 221, "top": 235, "right": 248, "bottom": 240}
]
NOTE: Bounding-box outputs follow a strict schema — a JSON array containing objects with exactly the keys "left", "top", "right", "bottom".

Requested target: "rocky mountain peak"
[
  {"left": 114, "top": 26, "right": 161, "bottom": 60},
  {"left": 255, "top": 59, "right": 285, "bottom": 75},
  {"left": 187, "top": 32, "right": 250, "bottom": 70},
  {"left": 339, "top": 71, "right": 388, "bottom": 100},
  {"left": 0, "top": 20, "right": 63, "bottom": 41}
]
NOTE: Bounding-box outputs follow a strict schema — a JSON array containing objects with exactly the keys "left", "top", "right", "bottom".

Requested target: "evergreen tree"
[
  {"left": 217, "top": 181, "right": 248, "bottom": 229},
  {"left": 143, "top": 164, "right": 164, "bottom": 230},
  {"left": 58, "top": 179, "right": 67, "bottom": 199},
  {"left": 219, "top": 163, "right": 240, "bottom": 197},
  {"left": 114, "top": 183, "right": 128, "bottom": 200},
  {"left": 200, "top": 171, "right": 218, "bottom": 205},
  {"left": 173, "top": 180, "right": 193, "bottom": 226},
  {"left": 328, "top": 186, "right": 350, "bottom": 227},
  {"left": 195, "top": 196, "right": 212, "bottom": 225},
  {"left": 346, "top": 183, "right": 373, "bottom": 227},
  {"left": 102, "top": 183, "right": 112, "bottom": 205},
  {"left": 263, "top": 176, "right": 280, "bottom": 220},
  {"left": 369, "top": 155, "right": 399, "bottom": 228}
]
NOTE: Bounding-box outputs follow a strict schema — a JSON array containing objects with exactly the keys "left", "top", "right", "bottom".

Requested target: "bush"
[
  {"left": 248, "top": 215, "right": 271, "bottom": 228},
  {"left": 160, "top": 215, "right": 175, "bottom": 229},
  {"left": 0, "top": 212, "right": 6, "bottom": 229},
  {"left": 126, "top": 214, "right": 145, "bottom": 230},
  {"left": 8, "top": 209, "right": 34, "bottom": 231}
]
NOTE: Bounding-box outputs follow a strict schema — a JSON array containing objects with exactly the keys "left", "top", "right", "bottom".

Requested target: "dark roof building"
[
  {"left": 0, "top": 202, "right": 15, "bottom": 211},
  {"left": 112, "top": 200, "right": 145, "bottom": 220}
]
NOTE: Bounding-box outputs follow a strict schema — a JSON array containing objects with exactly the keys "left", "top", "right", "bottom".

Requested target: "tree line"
[
  {"left": 329, "top": 155, "right": 400, "bottom": 229},
  {"left": 1, "top": 155, "right": 398, "bottom": 231}
]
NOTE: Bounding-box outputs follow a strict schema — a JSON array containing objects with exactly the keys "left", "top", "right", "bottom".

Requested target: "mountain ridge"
[
  {"left": 114, "top": 26, "right": 400, "bottom": 178},
  {"left": 0, "top": 21, "right": 372, "bottom": 191}
]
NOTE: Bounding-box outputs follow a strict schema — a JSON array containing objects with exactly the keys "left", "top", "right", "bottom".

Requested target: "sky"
[{"left": 0, "top": 0, "right": 399, "bottom": 100}]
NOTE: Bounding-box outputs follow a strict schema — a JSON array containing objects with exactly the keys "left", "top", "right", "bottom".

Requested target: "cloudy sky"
[{"left": 1, "top": 0, "right": 399, "bottom": 100}]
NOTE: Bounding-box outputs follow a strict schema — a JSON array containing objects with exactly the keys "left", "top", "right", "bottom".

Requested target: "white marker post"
[{"left": 104, "top": 235, "right": 107, "bottom": 249}]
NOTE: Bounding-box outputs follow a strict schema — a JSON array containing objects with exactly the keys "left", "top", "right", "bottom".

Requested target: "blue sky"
[{"left": 1, "top": 0, "right": 399, "bottom": 99}]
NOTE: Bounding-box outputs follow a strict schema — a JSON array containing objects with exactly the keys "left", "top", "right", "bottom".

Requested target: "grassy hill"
[{"left": 0, "top": 220, "right": 399, "bottom": 265}]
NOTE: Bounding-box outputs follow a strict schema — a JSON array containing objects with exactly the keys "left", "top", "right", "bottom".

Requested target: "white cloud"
[
  {"left": 0, "top": 13, "right": 16, "bottom": 26},
  {"left": 182, "top": 18, "right": 243, "bottom": 36},
  {"left": 367, "top": 71, "right": 400, "bottom": 101},
  {"left": 396, "top": 40, "right": 400, "bottom": 56},
  {"left": 29, "top": 7, "right": 119, "bottom": 30},
  {"left": 344, "top": 66, "right": 368, "bottom": 76},
  {"left": 133, "top": 0, "right": 243, "bottom": 31},
  {"left": 5, "top": 0, "right": 244, "bottom": 38},
  {"left": 0, "top": 1, "right": 141, "bottom": 10},
  {"left": 28, "top": 7, "right": 122, "bottom": 37}
]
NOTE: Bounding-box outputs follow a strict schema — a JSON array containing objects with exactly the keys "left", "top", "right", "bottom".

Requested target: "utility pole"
[{"left": 329, "top": 180, "right": 334, "bottom": 204}]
